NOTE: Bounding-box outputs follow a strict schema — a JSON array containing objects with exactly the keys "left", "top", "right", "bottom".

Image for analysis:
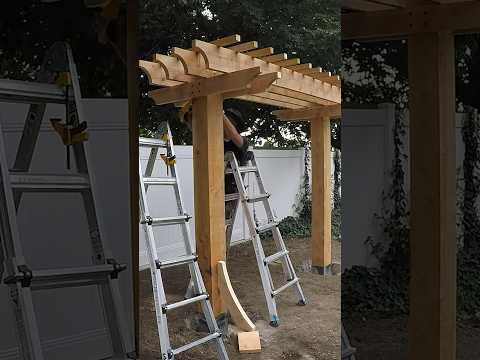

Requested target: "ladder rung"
[
  {"left": 256, "top": 221, "right": 279, "bottom": 234},
  {"left": 141, "top": 215, "right": 191, "bottom": 226},
  {"left": 5, "top": 264, "right": 125, "bottom": 290},
  {"left": 139, "top": 137, "right": 167, "bottom": 147},
  {"left": 225, "top": 193, "right": 240, "bottom": 202},
  {"left": 143, "top": 177, "right": 176, "bottom": 185},
  {"left": 155, "top": 254, "right": 197, "bottom": 269},
  {"left": 163, "top": 293, "right": 208, "bottom": 313},
  {"left": 272, "top": 277, "right": 299, "bottom": 297},
  {"left": 0, "top": 78, "right": 67, "bottom": 104},
  {"left": 9, "top": 173, "right": 90, "bottom": 192},
  {"left": 172, "top": 332, "right": 222, "bottom": 356},
  {"left": 264, "top": 250, "right": 289, "bottom": 265},
  {"left": 246, "top": 193, "right": 270, "bottom": 203},
  {"left": 225, "top": 166, "right": 257, "bottom": 174}
]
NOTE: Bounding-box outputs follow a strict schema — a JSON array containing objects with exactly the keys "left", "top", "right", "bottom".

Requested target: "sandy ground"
[
  {"left": 139, "top": 237, "right": 341, "bottom": 360},
  {"left": 344, "top": 315, "right": 480, "bottom": 359}
]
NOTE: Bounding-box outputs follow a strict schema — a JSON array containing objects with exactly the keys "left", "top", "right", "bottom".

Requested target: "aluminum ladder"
[
  {"left": 138, "top": 122, "right": 229, "bottom": 360},
  {"left": 224, "top": 150, "right": 306, "bottom": 327},
  {"left": 0, "top": 42, "right": 135, "bottom": 359}
]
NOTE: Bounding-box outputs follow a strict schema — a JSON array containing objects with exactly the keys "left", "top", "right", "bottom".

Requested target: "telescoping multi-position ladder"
[
  {"left": 138, "top": 122, "right": 229, "bottom": 360},
  {"left": 0, "top": 42, "right": 135, "bottom": 359},
  {"left": 224, "top": 150, "right": 306, "bottom": 327}
]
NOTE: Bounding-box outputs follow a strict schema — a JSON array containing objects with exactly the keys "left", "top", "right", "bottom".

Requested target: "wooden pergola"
[
  {"left": 343, "top": 1, "right": 480, "bottom": 359},
  {"left": 139, "top": 34, "right": 341, "bottom": 316}
]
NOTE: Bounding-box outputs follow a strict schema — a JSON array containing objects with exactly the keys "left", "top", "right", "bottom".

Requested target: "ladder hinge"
[
  {"left": 184, "top": 213, "right": 192, "bottom": 222},
  {"left": 106, "top": 258, "right": 127, "bottom": 279},
  {"left": 4, "top": 265, "right": 33, "bottom": 287},
  {"left": 155, "top": 259, "right": 162, "bottom": 269},
  {"left": 141, "top": 216, "right": 153, "bottom": 225},
  {"left": 161, "top": 305, "right": 167, "bottom": 314}
]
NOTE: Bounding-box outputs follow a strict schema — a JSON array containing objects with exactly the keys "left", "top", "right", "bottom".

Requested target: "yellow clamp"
[
  {"left": 50, "top": 119, "right": 89, "bottom": 145},
  {"left": 160, "top": 154, "right": 176, "bottom": 167},
  {"left": 55, "top": 72, "right": 71, "bottom": 87},
  {"left": 178, "top": 101, "right": 192, "bottom": 123},
  {"left": 160, "top": 133, "right": 170, "bottom": 142}
]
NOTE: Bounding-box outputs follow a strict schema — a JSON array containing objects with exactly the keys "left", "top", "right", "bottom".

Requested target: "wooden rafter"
[
  {"left": 139, "top": 34, "right": 341, "bottom": 110},
  {"left": 273, "top": 104, "right": 341, "bottom": 120}
]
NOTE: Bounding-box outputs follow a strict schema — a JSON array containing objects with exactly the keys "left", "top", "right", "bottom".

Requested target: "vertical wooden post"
[
  {"left": 311, "top": 117, "right": 332, "bottom": 274},
  {"left": 192, "top": 94, "right": 226, "bottom": 316},
  {"left": 408, "top": 30, "right": 456, "bottom": 360}
]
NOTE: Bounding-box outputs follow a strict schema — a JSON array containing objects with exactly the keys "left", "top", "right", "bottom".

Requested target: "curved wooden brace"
[
  {"left": 153, "top": 53, "right": 195, "bottom": 82},
  {"left": 218, "top": 261, "right": 256, "bottom": 332},
  {"left": 138, "top": 60, "right": 180, "bottom": 87},
  {"left": 172, "top": 47, "right": 218, "bottom": 77}
]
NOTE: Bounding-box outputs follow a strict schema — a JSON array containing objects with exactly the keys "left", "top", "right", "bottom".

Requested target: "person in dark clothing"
[{"left": 179, "top": 104, "right": 251, "bottom": 216}]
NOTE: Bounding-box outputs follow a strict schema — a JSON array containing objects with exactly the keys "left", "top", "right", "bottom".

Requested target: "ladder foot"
[
  {"left": 297, "top": 299, "right": 307, "bottom": 306},
  {"left": 269, "top": 318, "right": 280, "bottom": 327}
]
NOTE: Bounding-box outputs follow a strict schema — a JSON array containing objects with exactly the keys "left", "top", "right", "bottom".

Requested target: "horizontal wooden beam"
[
  {"left": 211, "top": 34, "right": 241, "bottom": 47},
  {"left": 138, "top": 60, "right": 182, "bottom": 86},
  {"left": 223, "top": 72, "right": 281, "bottom": 98},
  {"left": 228, "top": 41, "right": 258, "bottom": 52},
  {"left": 262, "top": 53, "right": 288, "bottom": 62},
  {"left": 273, "top": 58, "right": 301, "bottom": 67},
  {"left": 236, "top": 94, "right": 303, "bottom": 109},
  {"left": 153, "top": 54, "right": 195, "bottom": 82},
  {"left": 192, "top": 40, "right": 341, "bottom": 103},
  {"left": 342, "top": 0, "right": 398, "bottom": 12},
  {"left": 148, "top": 67, "right": 261, "bottom": 105},
  {"left": 272, "top": 104, "right": 341, "bottom": 121},
  {"left": 342, "top": 1, "right": 480, "bottom": 40},
  {"left": 289, "top": 63, "right": 313, "bottom": 71},
  {"left": 245, "top": 47, "right": 274, "bottom": 57}
]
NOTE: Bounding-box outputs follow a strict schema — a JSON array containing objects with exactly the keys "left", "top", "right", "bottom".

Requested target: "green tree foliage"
[{"left": 139, "top": 0, "right": 340, "bottom": 148}]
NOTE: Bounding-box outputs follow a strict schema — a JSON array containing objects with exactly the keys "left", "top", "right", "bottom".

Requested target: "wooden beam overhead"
[
  {"left": 272, "top": 104, "right": 341, "bottom": 121},
  {"left": 273, "top": 58, "right": 301, "bottom": 67},
  {"left": 298, "top": 67, "right": 323, "bottom": 75},
  {"left": 223, "top": 72, "right": 281, "bottom": 98},
  {"left": 172, "top": 47, "right": 219, "bottom": 77},
  {"left": 262, "top": 53, "right": 288, "bottom": 62},
  {"left": 138, "top": 60, "right": 182, "bottom": 87},
  {"left": 342, "top": 1, "right": 480, "bottom": 40},
  {"left": 210, "top": 34, "right": 242, "bottom": 47},
  {"left": 245, "top": 47, "right": 274, "bottom": 57},
  {"left": 192, "top": 40, "right": 341, "bottom": 102},
  {"left": 288, "top": 63, "right": 313, "bottom": 71},
  {"left": 236, "top": 94, "right": 303, "bottom": 109},
  {"left": 153, "top": 54, "right": 195, "bottom": 82},
  {"left": 342, "top": 0, "right": 397, "bottom": 11},
  {"left": 148, "top": 67, "right": 261, "bottom": 105},
  {"left": 228, "top": 41, "right": 259, "bottom": 52}
]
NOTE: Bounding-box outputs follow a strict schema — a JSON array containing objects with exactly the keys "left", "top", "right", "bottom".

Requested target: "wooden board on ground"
[
  {"left": 238, "top": 331, "right": 261, "bottom": 354},
  {"left": 217, "top": 261, "right": 256, "bottom": 332}
]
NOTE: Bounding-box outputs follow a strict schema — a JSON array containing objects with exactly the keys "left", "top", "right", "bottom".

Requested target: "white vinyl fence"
[
  {"left": 139, "top": 147, "right": 307, "bottom": 269},
  {"left": 341, "top": 104, "right": 466, "bottom": 270},
  {"left": 0, "top": 99, "right": 134, "bottom": 360}
]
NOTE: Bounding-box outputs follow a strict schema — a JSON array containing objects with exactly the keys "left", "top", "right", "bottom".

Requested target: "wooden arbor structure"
[
  {"left": 139, "top": 34, "right": 341, "bottom": 316},
  {"left": 343, "top": 0, "right": 480, "bottom": 359}
]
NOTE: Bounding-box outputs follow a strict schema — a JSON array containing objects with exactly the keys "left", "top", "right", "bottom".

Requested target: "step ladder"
[
  {"left": 224, "top": 150, "right": 306, "bottom": 327},
  {"left": 0, "top": 42, "right": 135, "bottom": 359},
  {"left": 138, "top": 122, "right": 229, "bottom": 360},
  {"left": 341, "top": 322, "right": 356, "bottom": 360}
]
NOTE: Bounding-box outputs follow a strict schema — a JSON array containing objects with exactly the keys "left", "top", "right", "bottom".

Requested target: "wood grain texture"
[
  {"left": 192, "top": 94, "right": 226, "bottom": 316},
  {"left": 408, "top": 30, "right": 456, "bottom": 360},
  {"left": 310, "top": 118, "right": 332, "bottom": 268}
]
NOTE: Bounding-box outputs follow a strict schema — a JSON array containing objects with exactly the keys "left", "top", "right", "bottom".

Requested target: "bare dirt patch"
[{"left": 139, "top": 237, "right": 341, "bottom": 359}]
